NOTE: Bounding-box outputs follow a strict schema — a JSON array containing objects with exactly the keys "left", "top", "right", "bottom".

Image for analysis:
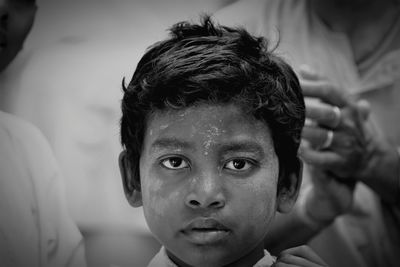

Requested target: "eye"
[
  {"left": 160, "top": 157, "right": 189, "bottom": 170},
  {"left": 224, "top": 159, "right": 253, "bottom": 171}
]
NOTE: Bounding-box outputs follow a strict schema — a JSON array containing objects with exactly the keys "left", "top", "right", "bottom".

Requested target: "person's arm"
[
  {"left": 352, "top": 140, "right": 400, "bottom": 205},
  {"left": 299, "top": 66, "right": 400, "bottom": 205},
  {"left": 265, "top": 167, "right": 355, "bottom": 253},
  {"left": 265, "top": 207, "right": 322, "bottom": 254}
]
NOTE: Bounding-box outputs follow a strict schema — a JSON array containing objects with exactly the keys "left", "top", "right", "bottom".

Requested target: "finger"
[
  {"left": 279, "top": 246, "right": 328, "bottom": 266},
  {"left": 300, "top": 146, "right": 360, "bottom": 182},
  {"left": 302, "top": 126, "right": 336, "bottom": 149},
  {"left": 298, "top": 64, "right": 320, "bottom": 80},
  {"left": 272, "top": 263, "right": 297, "bottom": 267},
  {"left": 305, "top": 98, "right": 341, "bottom": 128},
  {"left": 301, "top": 79, "right": 348, "bottom": 107},
  {"left": 299, "top": 145, "right": 343, "bottom": 168},
  {"left": 276, "top": 255, "right": 324, "bottom": 267}
]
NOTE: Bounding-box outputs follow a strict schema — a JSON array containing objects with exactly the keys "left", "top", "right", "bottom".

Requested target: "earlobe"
[
  {"left": 277, "top": 158, "right": 303, "bottom": 213},
  {"left": 118, "top": 151, "right": 143, "bottom": 207}
]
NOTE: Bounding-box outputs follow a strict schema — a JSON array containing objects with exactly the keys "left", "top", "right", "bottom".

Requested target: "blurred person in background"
[
  {"left": 0, "top": 0, "right": 86, "bottom": 266},
  {"left": 214, "top": 0, "right": 400, "bottom": 266}
]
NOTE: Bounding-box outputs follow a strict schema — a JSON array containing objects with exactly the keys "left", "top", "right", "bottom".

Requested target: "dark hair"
[{"left": 120, "top": 16, "right": 305, "bottom": 189}]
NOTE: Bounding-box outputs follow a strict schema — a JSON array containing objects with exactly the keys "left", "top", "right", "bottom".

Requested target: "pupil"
[
  {"left": 233, "top": 160, "right": 245, "bottom": 169},
  {"left": 170, "top": 158, "right": 181, "bottom": 167}
]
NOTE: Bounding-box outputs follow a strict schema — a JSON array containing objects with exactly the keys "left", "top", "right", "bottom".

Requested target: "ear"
[
  {"left": 277, "top": 157, "right": 303, "bottom": 213},
  {"left": 119, "top": 151, "right": 143, "bottom": 207}
]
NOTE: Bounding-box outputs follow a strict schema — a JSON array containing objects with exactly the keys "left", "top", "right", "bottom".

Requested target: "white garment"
[
  {"left": 147, "top": 247, "right": 275, "bottom": 267},
  {"left": 214, "top": 1, "right": 400, "bottom": 266},
  {"left": 0, "top": 111, "right": 86, "bottom": 267}
]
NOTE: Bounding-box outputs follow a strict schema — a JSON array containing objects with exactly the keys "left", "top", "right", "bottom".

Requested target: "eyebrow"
[
  {"left": 217, "top": 141, "right": 266, "bottom": 157},
  {"left": 150, "top": 137, "right": 194, "bottom": 151}
]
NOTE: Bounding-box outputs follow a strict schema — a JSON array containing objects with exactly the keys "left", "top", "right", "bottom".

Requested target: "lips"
[{"left": 181, "top": 218, "right": 231, "bottom": 245}]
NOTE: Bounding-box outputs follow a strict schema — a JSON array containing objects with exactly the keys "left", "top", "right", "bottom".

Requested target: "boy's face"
[
  {"left": 0, "top": 0, "right": 37, "bottom": 71},
  {"left": 120, "top": 103, "right": 299, "bottom": 266}
]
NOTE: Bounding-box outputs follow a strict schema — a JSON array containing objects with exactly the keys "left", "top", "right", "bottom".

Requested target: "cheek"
[
  {"left": 141, "top": 177, "right": 167, "bottom": 219},
  {"left": 140, "top": 173, "right": 181, "bottom": 231},
  {"left": 245, "top": 183, "right": 277, "bottom": 223},
  {"left": 236, "top": 172, "right": 279, "bottom": 236}
]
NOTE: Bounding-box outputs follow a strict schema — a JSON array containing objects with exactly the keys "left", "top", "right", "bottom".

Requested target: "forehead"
[{"left": 143, "top": 103, "right": 274, "bottom": 153}]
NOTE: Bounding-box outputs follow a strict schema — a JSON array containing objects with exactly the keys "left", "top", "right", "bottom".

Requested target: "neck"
[
  {"left": 310, "top": 0, "right": 400, "bottom": 63},
  {"left": 224, "top": 242, "right": 265, "bottom": 267},
  {"left": 311, "top": 0, "right": 398, "bottom": 31}
]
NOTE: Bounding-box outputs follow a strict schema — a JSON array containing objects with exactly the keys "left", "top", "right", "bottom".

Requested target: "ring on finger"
[
  {"left": 332, "top": 106, "right": 341, "bottom": 128},
  {"left": 320, "top": 130, "right": 334, "bottom": 149}
]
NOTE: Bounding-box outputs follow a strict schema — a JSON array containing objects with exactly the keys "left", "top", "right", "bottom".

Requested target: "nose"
[{"left": 185, "top": 172, "right": 226, "bottom": 210}]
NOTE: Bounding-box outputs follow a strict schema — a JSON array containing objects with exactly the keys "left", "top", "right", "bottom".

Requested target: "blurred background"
[{"left": 0, "top": 0, "right": 236, "bottom": 266}]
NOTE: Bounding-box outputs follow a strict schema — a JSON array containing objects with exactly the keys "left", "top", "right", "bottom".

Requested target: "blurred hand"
[
  {"left": 272, "top": 245, "right": 328, "bottom": 267},
  {"left": 301, "top": 167, "right": 355, "bottom": 224},
  {"left": 299, "top": 65, "right": 370, "bottom": 179},
  {"left": 299, "top": 65, "right": 400, "bottom": 204}
]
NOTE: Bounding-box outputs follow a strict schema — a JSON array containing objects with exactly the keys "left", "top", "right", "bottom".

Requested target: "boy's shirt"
[{"left": 147, "top": 247, "right": 276, "bottom": 267}]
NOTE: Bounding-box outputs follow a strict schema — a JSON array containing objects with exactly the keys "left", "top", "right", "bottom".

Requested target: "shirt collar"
[{"left": 147, "top": 246, "right": 275, "bottom": 267}]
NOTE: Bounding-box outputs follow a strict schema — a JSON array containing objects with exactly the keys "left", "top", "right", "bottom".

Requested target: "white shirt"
[
  {"left": 0, "top": 111, "right": 86, "bottom": 267},
  {"left": 147, "top": 247, "right": 275, "bottom": 267}
]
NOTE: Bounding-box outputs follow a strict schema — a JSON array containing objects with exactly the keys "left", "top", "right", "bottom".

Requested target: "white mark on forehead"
[
  {"left": 172, "top": 109, "right": 192, "bottom": 123},
  {"left": 203, "top": 125, "right": 222, "bottom": 155},
  {"left": 190, "top": 125, "right": 196, "bottom": 138},
  {"left": 170, "top": 148, "right": 183, "bottom": 153},
  {"left": 179, "top": 109, "right": 190, "bottom": 117},
  {"left": 159, "top": 124, "right": 169, "bottom": 130}
]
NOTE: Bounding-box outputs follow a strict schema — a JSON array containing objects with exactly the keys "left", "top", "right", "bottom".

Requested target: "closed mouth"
[
  {"left": 183, "top": 217, "right": 229, "bottom": 231},
  {"left": 181, "top": 218, "right": 231, "bottom": 244},
  {"left": 191, "top": 228, "right": 229, "bottom": 232}
]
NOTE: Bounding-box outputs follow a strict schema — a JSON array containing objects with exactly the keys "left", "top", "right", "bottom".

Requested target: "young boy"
[{"left": 118, "top": 16, "right": 328, "bottom": 267}]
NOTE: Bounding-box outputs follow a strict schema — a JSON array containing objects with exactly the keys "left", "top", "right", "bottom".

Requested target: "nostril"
[
  {"left": 209, "top": 200, "right": 224, "bottom": 208},
  {"left": 189, "top": 200, "right": 200, "bottom": 206}
]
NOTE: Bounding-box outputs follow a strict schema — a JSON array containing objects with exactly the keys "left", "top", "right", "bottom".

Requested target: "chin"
[
  {"left": 172, "top": 248, "right": 234, "bottom": 267},
  {"left": 168, "top": 246, "right": 231, "bottom": 267},
  {"left": 183, "top": 258, "right": 228, "bottom": 267}
]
